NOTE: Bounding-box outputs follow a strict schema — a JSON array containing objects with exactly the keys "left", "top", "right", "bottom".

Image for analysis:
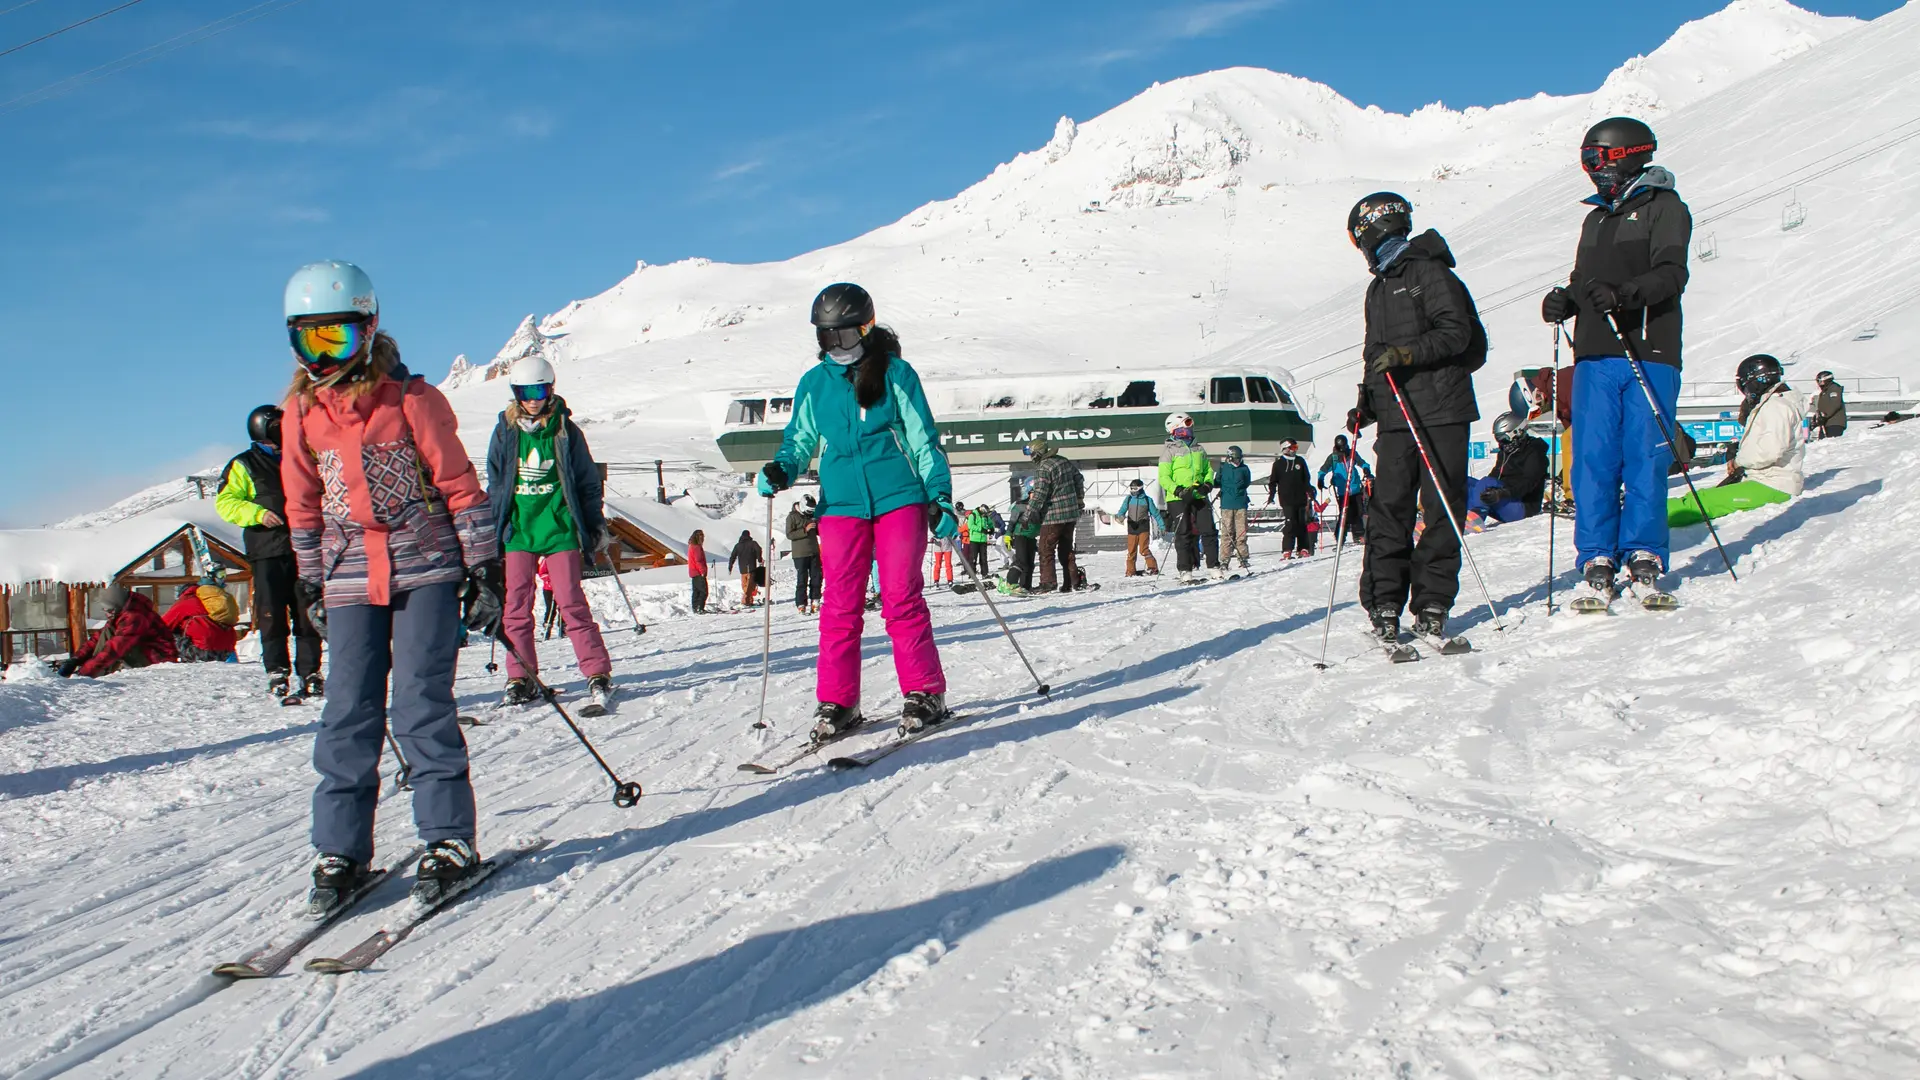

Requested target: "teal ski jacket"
[
  {"left": 1215, "top": 460, "right": 1253, "bottom": 510},
  {"left": 769, "top": 354, "right": 953, "bottom": 520}
]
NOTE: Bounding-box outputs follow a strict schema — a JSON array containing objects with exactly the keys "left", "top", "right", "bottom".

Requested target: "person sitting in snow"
[
  {"left": 1468, "top": 412, "right": 1550, "bottom": 524},
  {"left": 1670, "top": 354, "right": 1805, "bottom": 527},
  {"left": 164, "top": 582, "right": 241, "bottom": 661},
  {"left": 57, "top": 584, "right": 178, "bottom": 678}
]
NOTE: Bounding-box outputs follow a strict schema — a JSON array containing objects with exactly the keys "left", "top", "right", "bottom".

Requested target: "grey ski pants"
[{"left": 311, "top": 581, "right": 474, "bottom": 863}]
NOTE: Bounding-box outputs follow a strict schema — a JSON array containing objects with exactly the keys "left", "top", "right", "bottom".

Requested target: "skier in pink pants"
[{"left": 756, "top": 283, "right": 959, "bottom": 741}]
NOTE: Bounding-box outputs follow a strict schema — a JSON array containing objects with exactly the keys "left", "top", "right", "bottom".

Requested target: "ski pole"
[
  {"left": 491, "top": 634, "right": 643, "bottom": 808},
  {"left": 1382, "top": 372, "right": 1507, "bottom": 632},
  {"left": 1311, "top": 439, "right": 1362, "bottom": 669},
  {"left": 751, "top": 497, "right": 775, "bottom": 730},
  {"left": 607, "top": 559, "right": 647, "bottom": 636},
  {"left": 945, "top": 534, "right": 1051, "bottom": 699},
  {"left": 485, "top": 636, "right": 497, "bottom": 675},
  {"left": 385, "top": 732, "right": 412, "bottom": 791},
  {"left": 1548, "top": 324, "right": 1562, "bottom": 613},
  {"left": 1605, "top": 311, "right": 1739, "bottom": 583}
]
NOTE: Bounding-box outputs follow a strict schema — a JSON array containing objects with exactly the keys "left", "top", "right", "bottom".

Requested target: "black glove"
[
  {"left": 461, "top": 560, "right": 506, "bottom": 634},
  {"left": 55, "top": 658, "right": 80, "bottom": 678},
  {"left": 1480, "top": 485, "right": 1510, "bottom": 507},
  {"left": 1581, "top": 279, "right": 1623, "bottom": 314},
  {"left": 1615, "top": 279, "right": 1643, "bottom": 309},
  {"left": 295, "top": 578, "right": 327, "bottom": 641},
  {"left": 1718, "top": 467, "right": 1746, "bottom": 488},
  {"left": 760, "top": 461, "right": 792, "bottom": 495},
  {"left": 1367, "top": 344, "right": 1416, "bottom": 376},
  {"left": 1542, "top": 286, "right": 1576, "bottom": 324},
  {"left": 1349, "top": 388, "right": 1374, "bottom": 433},
  {"left": 1195, "top": 483, "right": 1213, "bottom": 497}
]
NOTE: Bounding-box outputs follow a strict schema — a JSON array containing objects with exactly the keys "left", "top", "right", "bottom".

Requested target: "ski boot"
[
  {"left": 1178, "top": 570, "right": 1198, "bottom": 585},
  {"left": 580, "top": 674, "right": 615, "bottom": 718},
  {"left": 1572, "top": 557, "right": 1618, "bottom": 614},
  {"left": 308, "top": 853, "right": 372, "bottom": 918},
  {"left": 1413, "top": 607, "right": 1471, "bottom": 655},
  {"left": 899, "top": 691, "right": 952, "bottom": 735},
  {"left": 502, "top": 677, "right": 540, "bottom": 707},
  {"left": 1625, "top": 550, "right": 1678, "bottom": 610},
  {"left": 301, "top": 673, "right": 325, "bottom": 699},
  {"left": 810, "top": 701, "right": 863, "bottom": 745},
  {"left": 1368, "top": 608, "right": 1402, "bottom": 646},
  {"left": 1209, "top": 566, "right": 1228, "bottom": 581},
  {"left": 268, "top": 672, "right": 292, "bottom": 700},
  {"left": 410, "top": 839, "right": 482, "bottom": 910}
]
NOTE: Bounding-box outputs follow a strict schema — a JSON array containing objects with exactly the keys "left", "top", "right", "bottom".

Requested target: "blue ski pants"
[
  {"left": 1572, "top": 357, "right": 1682, "bottom": 571},
  {"left": 311, "top": 581, "right": 474, "bottom": 863}
]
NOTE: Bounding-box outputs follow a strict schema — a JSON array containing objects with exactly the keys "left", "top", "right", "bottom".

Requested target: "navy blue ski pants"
[
  {"left": 1572, "top": 357, "right": 1681, "bottom": 572},
  {"left": 311, "top": 582, "right": 474, "bottom": 863}
]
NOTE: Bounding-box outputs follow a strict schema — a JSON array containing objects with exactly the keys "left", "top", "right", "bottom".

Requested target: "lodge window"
[
  {"left": 1209, "top": 377, "right": 1246, "bottom": 404},
  {"left": 1117, "top": 381, "right": 1158, "bottom": 408}
]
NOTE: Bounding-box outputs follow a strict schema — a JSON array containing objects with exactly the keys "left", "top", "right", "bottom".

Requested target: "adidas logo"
[{"left": 521, "top": 447, "right": 553, "bottom": 476}]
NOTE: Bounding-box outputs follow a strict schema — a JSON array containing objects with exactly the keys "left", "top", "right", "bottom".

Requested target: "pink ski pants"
[
  {"left": 816, "top": 504, "right": 946, "bottom": 708},
  {"left": 503, "top": 548, "right": 611, "bottom": 681}
]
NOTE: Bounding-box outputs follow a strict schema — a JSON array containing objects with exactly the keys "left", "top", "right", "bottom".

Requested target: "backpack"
[{"left": 197, "top": 585, "right": 241, "bottom": 627}]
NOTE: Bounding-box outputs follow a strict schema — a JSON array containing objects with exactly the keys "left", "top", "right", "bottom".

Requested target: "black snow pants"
[
  {"left": 1168, "top": 498, "right": 1219, "bottom": 572},
  {"left": 1359, "top": 423, "right": 1469, "bottom": 617},
  {"left": 253, "top": 554, "right": 323, "bottom": 680}
]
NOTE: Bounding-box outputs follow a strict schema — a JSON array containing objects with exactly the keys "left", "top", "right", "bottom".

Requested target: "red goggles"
[
  {"left": 1580, "top": 143, "right": 1654, "bottom": 172},
  {"left": 288, "top": 314, "right": 373, "bottom": 376}
]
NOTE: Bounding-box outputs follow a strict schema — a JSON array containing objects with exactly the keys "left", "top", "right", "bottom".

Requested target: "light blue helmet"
[{"left": 284, "top": 261, "right": 378, "bottom": 322}]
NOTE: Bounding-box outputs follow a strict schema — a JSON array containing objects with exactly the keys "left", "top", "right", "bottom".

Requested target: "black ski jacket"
[
  {"left": 1566, "top": 168, "right": 1692, "bottom": 368},
  {"left": 1490, "top": 434, "right": 1549, "bottom": 515},
  {"left": 1359, "top": 230, "right": 1482, "bottom": 434},
  {"left": 1266, "top": 455, "right": 1312, "bottom": 505}
]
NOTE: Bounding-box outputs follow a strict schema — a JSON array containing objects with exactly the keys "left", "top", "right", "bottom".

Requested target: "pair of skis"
[
  {"left": 1569, "top": 580, "right": 1680, "bottom": 614},
  {"left": 211, "top": 840, "right": 548, "bottom": 978},
  {"left": 459, "top": 682, "right": 617, "bottom": 727},
  {"left": 737, "top": 709, "right": 969, "bottom": 775},
  {"left": 1373, "top": 629, "right": 1472, "bottom": 664}
]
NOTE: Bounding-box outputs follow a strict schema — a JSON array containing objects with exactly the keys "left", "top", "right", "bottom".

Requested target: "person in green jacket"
[
  {"left": 216, "top": 404, "right": 323, "bottom": 699},
  {"left": 1158, "top": 413, "right": 1223, "bottom": 583},
  {"left": 757, "top": 283, "right": 959, "bottom": 739}
]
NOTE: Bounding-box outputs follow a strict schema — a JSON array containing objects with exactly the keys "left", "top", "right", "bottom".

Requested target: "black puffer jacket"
[
  {"left": 1359, "top": 230, "right": 1482, "bottom": 433},
  {"left": 1491, "top": 434, "right": 1549, "bottom": 514},
  {"left": 1566, "top": 168, "right": 1692, "bottom": 368},
  {"left": 1266, "top": 454, "right": 1312, "bottom": 505}
]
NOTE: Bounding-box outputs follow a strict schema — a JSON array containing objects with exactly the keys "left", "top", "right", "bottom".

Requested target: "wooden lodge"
[{"left": 0, "top": 513, "right": 251, "bottom": 668}]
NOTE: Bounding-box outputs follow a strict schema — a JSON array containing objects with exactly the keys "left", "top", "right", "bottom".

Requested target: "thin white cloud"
[
  {"left": 714, "top": 159, "right": 765, "bottom": 181},
  {"left": 1161, "top": 0, "right": 1285, "bottom": 40}
]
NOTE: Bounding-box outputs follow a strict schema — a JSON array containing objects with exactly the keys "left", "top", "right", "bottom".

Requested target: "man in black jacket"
[
  {"left": 1347, "top": 192, "right": 1482, "bottom": 645},
  {"left": 1540, "top": 116, "right": 1691, "bottom": 602},
  {"left": 1265, "top": 441, "right": 1314, "bottom": 558},
  {"left": 216, "top": 404, "right": 323, "bottom": 700}
]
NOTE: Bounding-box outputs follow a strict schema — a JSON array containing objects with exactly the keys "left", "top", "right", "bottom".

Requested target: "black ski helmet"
[
  {"left": 247, "top": 404, "right": 283, "bottom": 446},
  {"left": 1492, "top": 411, "right": 1528, "bottom": 445},
  {"left": 1736, "top": 354, "right": 1785, "bottom": 398},
  {"left": 1581, "top": 116, "right": 1657, "bottom": 200},
  {"left": 810, "top": 283, "right": 875, "bottom": 329},
  {"left": 1347, "top": 192, "right": 1413, "bottom": 264}
]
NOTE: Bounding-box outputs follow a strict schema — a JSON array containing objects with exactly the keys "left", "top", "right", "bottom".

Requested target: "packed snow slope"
[
  {"left": 436, "top": 0, "right": 1863, "bottom": 461},
  {"left": 5, "top": 422, "right": 1919, "bottom": 1078}
]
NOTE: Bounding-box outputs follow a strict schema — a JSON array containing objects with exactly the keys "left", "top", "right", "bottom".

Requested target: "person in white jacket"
[{"left": 1670, "top": 354, "right": 1804, "bottom": 527}]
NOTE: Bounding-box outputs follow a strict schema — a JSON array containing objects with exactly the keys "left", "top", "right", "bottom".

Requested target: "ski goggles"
[
  {"left": 288, "top": 314, "right": 373, "bottom": 376},
  {"left": 511, "top": 381, "right": 553, "bottom": 403},
  {"left": 816, "top": 322, "right": 870, "bottom": 353},
  {"left": 1580, "top": 143, "right": 1653, "bottom": 172}
]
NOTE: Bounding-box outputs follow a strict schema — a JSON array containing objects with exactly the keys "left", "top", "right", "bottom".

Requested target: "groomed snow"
[{"left": 4, "top": 423, "right": 1917, "bottom": 1077}]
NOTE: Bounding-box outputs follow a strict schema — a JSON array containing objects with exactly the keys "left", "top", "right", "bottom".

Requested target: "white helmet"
[
  {"left": 509, "top": 355, "right": 555, "bottom": 387},
  {"left": 1165, "top": 412, "right": 1195, "bottom": 434}
]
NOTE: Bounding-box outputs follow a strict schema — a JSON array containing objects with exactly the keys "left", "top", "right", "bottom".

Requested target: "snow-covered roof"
[
  {"left": 604, "top": 497, "right": 728, "bottom": 562},
  {"left": 0, "top": 504, "right": 246, "bottom": 591}
]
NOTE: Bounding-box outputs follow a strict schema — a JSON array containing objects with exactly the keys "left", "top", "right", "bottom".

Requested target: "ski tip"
[
  {"left": 1311, "top": 662, "right": 1330, "bottom": 671},
  {"left": 737, "top": 762, "right": 776, "bottom": 774},
  {"left": 304, "top": 958, "right": 355, "bottom": 975},
  {"left": 211, "top": 963, "right": 267, "bottom": 979},
  {"left": 826, "top": 756, "right": 865, "bottom": 769}
]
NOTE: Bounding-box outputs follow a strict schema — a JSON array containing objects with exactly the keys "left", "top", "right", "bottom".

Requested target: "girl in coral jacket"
[
  {"left": 279, "top": 261, "right": 505, "bottom": 914},
  {"left": 756, "top": 283, "right": 958, "bottom": 742}
]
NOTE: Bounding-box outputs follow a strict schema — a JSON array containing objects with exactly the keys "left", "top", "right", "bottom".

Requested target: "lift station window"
[
  {"left": 1117, "top": 380, "right": 1159, "bottom": 408},
  {"left": 726, "top": 398, "right": 767, "bottom": 425},
  {"left": 1245, "top": 377, "right": 1282, "bottom": 404},
  {"left": 1210, "top": 377, "right": 1246, "bottom": 404}
]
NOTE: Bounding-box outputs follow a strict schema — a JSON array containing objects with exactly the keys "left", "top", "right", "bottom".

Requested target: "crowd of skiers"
[{"left": 42, "top": 113, "right": 1834, "bottom": 916}]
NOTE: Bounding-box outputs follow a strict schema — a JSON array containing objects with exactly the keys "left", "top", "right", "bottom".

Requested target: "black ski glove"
[
  {"left": 759, "top": 461, "right": 792, "bottom": 496},
  {"left": 1172, "top": 486, "right": 1189, "bottom": 501},
  {"left": 1195, "top": 483, "right": 1213, "bottom": 498},
  {"left": 461, "top": 560, "right": 506, "bottom": 634},
  {"left": 1349, "top": 388, "right": 1375, "bottom": 433},
  {"left": 295, "top": 578, "right": 327, "bottom": 641},
  {"left": 1581, "top": 279, "right": 1623, "bottom": 314},
  {"left": 1480, "top": 485, "right": 1510, "bottom": 507},
  {"left": 1541, "top": 286, "right": 1576, "bottom": 324},
  {"left": 55, "top": 657, "right": 80, "bottom": 678}
]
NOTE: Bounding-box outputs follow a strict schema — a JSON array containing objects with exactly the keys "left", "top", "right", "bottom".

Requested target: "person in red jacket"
[
  {"left": 163, "top": 586, "right": 239, "bottom": 661},
  {"left": 687, "top": 529, "right": 709, "bottom": 613},
  {"left": 58, "top": 585, "right": 177, "bottom": 678}
]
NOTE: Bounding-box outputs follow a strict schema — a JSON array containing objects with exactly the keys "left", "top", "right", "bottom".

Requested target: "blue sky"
[{"left": 0, "top": 0, "right": 1899, "bottom": 524}]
